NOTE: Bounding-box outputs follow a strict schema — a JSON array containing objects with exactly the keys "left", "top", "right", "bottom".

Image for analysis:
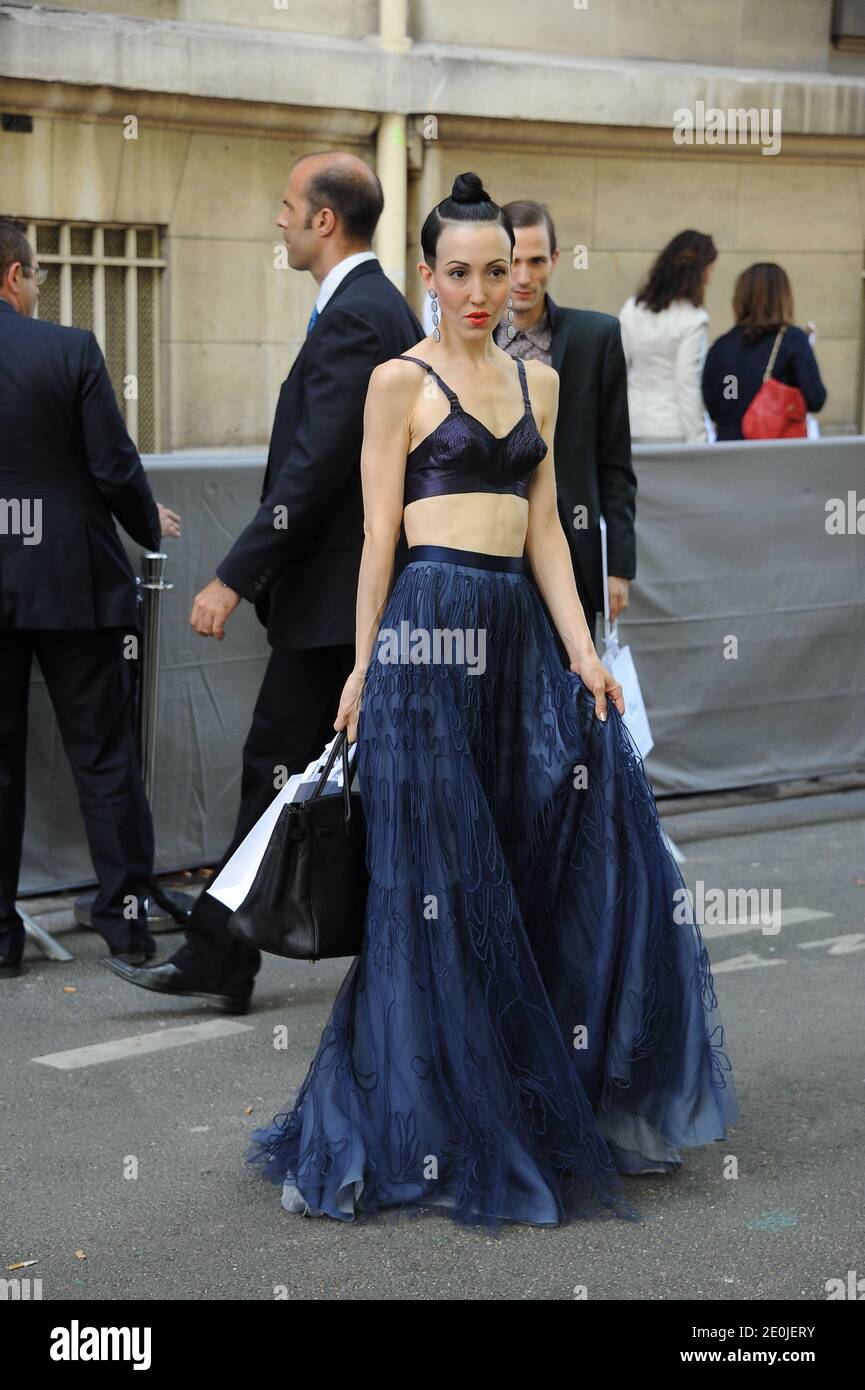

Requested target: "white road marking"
[
  {"left": 712, "top": 954, "right": 788, "bottom": 973},
  {"left": 799, "top": 933, "right": 865, "bottom": 955},
  {"left": 699, "top": 907, "right": 833, "bottom": 940},
  {"left": 32, "top": 1019, "right": 253, "bottom": 1070}
]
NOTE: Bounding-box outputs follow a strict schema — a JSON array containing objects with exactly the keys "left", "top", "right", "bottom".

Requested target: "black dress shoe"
[
  {"left": 106, "top": 940, "right": 159, "bottom": 967},
  {"left": 0, "top": 956, "right": 23, "bottom": 979},
  {"left": 101, "top": 959, "right": 252, "bottom": 1015}
]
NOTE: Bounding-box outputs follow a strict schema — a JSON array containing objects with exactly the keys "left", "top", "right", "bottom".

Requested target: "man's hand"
[
  {"left": 190, "top": 578, "right": 240, "bottom": 640},
  {"left": 157, "top": 502, "right": 181, "bottom": 539},
  {"left": 608, "top": 576, "right": 630, "bottom": 622}
]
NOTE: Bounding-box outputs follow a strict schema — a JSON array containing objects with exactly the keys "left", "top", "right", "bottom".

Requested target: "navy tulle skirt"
[{"left": 246, "top": 544, "right": 738, "bottom": 1230}]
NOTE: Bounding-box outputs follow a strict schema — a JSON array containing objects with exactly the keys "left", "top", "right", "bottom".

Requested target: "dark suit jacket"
[
  {"left": 0, "top": 297, "right": 160, "bottom": 630},
  {"left": 217, "top": 258, "right": 423, "bottom": 650},
  {"left": 545, "top": 295, "right": 636, "bottom": 617}
]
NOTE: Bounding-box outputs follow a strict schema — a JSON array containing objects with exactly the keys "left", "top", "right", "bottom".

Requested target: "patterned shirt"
[{"left": 493, "top": 301, "right": 552, "bottom": 364}]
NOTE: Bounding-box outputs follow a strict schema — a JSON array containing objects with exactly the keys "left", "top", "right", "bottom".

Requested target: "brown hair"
[
  {"left": 500, "top": 199, "right": 558, "bottom": 257},
  {"left": 295, "top": 154, "right": 384, "bottom": 244},
  {"left": 733, "top": 263, "right": 794, "bottom": 344},
  {"left": 635, "top": 230, "right": 717, "bottom": 312}
]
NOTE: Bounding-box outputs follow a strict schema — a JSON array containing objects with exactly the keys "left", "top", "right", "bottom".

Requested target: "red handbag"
[{"left": 741, "top": 327, "right": 807, "bottom": 439}]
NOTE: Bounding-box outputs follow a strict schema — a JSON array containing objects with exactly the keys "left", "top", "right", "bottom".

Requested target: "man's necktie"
[{"left": 306, "top": 305, "right": 319, "bottom": 337}]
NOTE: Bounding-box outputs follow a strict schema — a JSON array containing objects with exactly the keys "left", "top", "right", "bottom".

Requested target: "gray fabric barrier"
[{"left": 18, "top": 438, "right": 865, "bottom": 895}]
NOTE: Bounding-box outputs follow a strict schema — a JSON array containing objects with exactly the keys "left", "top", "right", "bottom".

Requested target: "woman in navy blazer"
[{"left": 702, "top": 263, "right": 826, "bottom": 441}]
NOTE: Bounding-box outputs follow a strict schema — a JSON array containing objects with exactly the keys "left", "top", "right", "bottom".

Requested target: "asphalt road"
[{"left": 2, "top": 794, "right": 863, "bottom": 1301}]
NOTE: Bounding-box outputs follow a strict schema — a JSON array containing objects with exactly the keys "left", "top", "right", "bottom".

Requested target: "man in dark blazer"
[
  {"left": 495, "top": 201, "right": 636, "bottom": 645},
  {"left": 108, "top": 153, "right": 423, "bottom": 1012},
  {"left": 0, "top": 220, "right": 178, "bottom": 975}
]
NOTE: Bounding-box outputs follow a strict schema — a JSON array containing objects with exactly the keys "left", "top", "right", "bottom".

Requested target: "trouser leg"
[
  {"left": 34, "top": 629, "right": 156, "bottom": 955},
  {"left": 0, "top": 633, "right": 33, "bottom": 960}
]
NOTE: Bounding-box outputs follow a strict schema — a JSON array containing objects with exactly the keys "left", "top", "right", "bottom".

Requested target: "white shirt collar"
[{"left": 316, "top": 251, "right": 378, "bottom": 313}]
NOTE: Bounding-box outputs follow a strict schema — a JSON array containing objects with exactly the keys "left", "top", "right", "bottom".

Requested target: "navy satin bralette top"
[{"left": 399, "top": 354, "right": 548, "bottom": 507}]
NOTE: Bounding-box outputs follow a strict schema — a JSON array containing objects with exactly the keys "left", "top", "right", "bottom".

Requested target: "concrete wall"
[
  {"left": 1, "top": 1, "right": 863, "bottom": 444},
  {"left": 415, "top": 0, "right": 865, "bottom": 76},
  {"left": 36, "top": 0, "right": 377, "bottom": 37},
  {"left": 4, "top": 2, "right": 864, "bottom": 134},
  {"left": 35, "top": 0, "right": 865, "bottom": 74}
]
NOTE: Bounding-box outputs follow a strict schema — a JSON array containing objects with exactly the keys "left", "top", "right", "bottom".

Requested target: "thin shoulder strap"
[
  {"left": 514, "top": 356, "right": 532, "bottom": 411},
  {"left": 762, "top": 327, "right": 787, "bottom": 384},
  {"left": 396, "top": 354, "right": 460, "bottom": 408}
]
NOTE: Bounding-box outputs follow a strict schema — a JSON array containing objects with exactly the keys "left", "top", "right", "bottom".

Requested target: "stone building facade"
[{"left": 1, "top": 0, "right": 863, "bottom": 448}]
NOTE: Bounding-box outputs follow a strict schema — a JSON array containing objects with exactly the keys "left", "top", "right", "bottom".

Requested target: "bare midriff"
[{"left": 402, "top": 492, "right": 529, "bottom": 557}]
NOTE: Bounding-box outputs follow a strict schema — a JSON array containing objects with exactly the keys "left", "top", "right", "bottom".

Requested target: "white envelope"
[{"left": 207, "top": 735, "right": 353, "bottom": 912}]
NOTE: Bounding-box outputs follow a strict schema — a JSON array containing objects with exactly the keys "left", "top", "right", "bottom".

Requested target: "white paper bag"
[
  {"left": 207, "top": 735, "right": 353, "bottom": 912},
  {"left": 806, "top": 327, "right": 821, "bottom": 439},
  {"left": 599, "top": 515, "right": 654, "bottom": 759},
  {"left": 599, "top": 628, "right": 654, "bottom": 758}
]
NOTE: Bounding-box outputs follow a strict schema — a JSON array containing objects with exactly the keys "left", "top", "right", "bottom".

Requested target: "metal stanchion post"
[
  {"left": 136, "top": 552, "right": 196, "bottom": 925},
  {"left": 17, "top": 906, "right": 73, "bottom": 962},
  {"left": 74, "top": 550, "right": 195, "bottom": 935},
  {"left": 139, "top": 551, "right": 170, "bottom": 806}
]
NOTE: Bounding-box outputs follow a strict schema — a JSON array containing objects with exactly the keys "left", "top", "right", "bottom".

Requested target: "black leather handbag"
[{"left": 227, "top": 731, "right": 367, "bottom": 961}]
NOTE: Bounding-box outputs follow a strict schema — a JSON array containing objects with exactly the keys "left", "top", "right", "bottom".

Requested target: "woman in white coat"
[{"left": 619, "top": 231, "right": 717, "bottom": 444}]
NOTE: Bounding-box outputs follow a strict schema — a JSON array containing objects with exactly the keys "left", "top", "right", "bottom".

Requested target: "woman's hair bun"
[
  {"left": 420, "top": 169, "right": 513, "bottom": 266},
  {"left": 450, "top": 172, "right": 490, "bottom": 206}
]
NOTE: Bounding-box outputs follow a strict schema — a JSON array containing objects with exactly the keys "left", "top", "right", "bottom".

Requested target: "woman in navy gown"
[{"left": 246, "top": 172, "right": 738, "bottom": 1230}]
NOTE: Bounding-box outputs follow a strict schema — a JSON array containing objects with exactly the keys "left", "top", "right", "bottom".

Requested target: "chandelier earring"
[
  {"left": 429, "top": 287, "right": 441, "bottom": 343},
  {"left": 507, "top": 295, "right": 517, "bottom": 340}
]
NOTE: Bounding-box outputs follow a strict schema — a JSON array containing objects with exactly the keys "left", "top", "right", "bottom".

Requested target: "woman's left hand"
[{"left": 570, "top": 652, "right": 625, "bottom": 722}]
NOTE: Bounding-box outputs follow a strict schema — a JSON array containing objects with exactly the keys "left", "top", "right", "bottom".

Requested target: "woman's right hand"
[
  {"left": 569, "top": 651, "right": 625, "bottom": 723},
  {"left": 334, "top": 667, "right": 367, "bottom": 744}
]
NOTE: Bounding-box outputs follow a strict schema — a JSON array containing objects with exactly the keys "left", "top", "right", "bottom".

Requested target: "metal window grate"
[
  {"left": 26, "top": 221, "right": 165, "bottom": 453},
  {"left": 832, "top": 0, "right": 865, "bottom": 48}
]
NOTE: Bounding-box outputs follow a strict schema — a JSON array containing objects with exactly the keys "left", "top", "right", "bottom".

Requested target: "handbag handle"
[
  {"left": 762, "top": 326, "right": 787, "bottom": 383},
  {"left": 310, "top": 730, "right": 357, "bottom": 827}
]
